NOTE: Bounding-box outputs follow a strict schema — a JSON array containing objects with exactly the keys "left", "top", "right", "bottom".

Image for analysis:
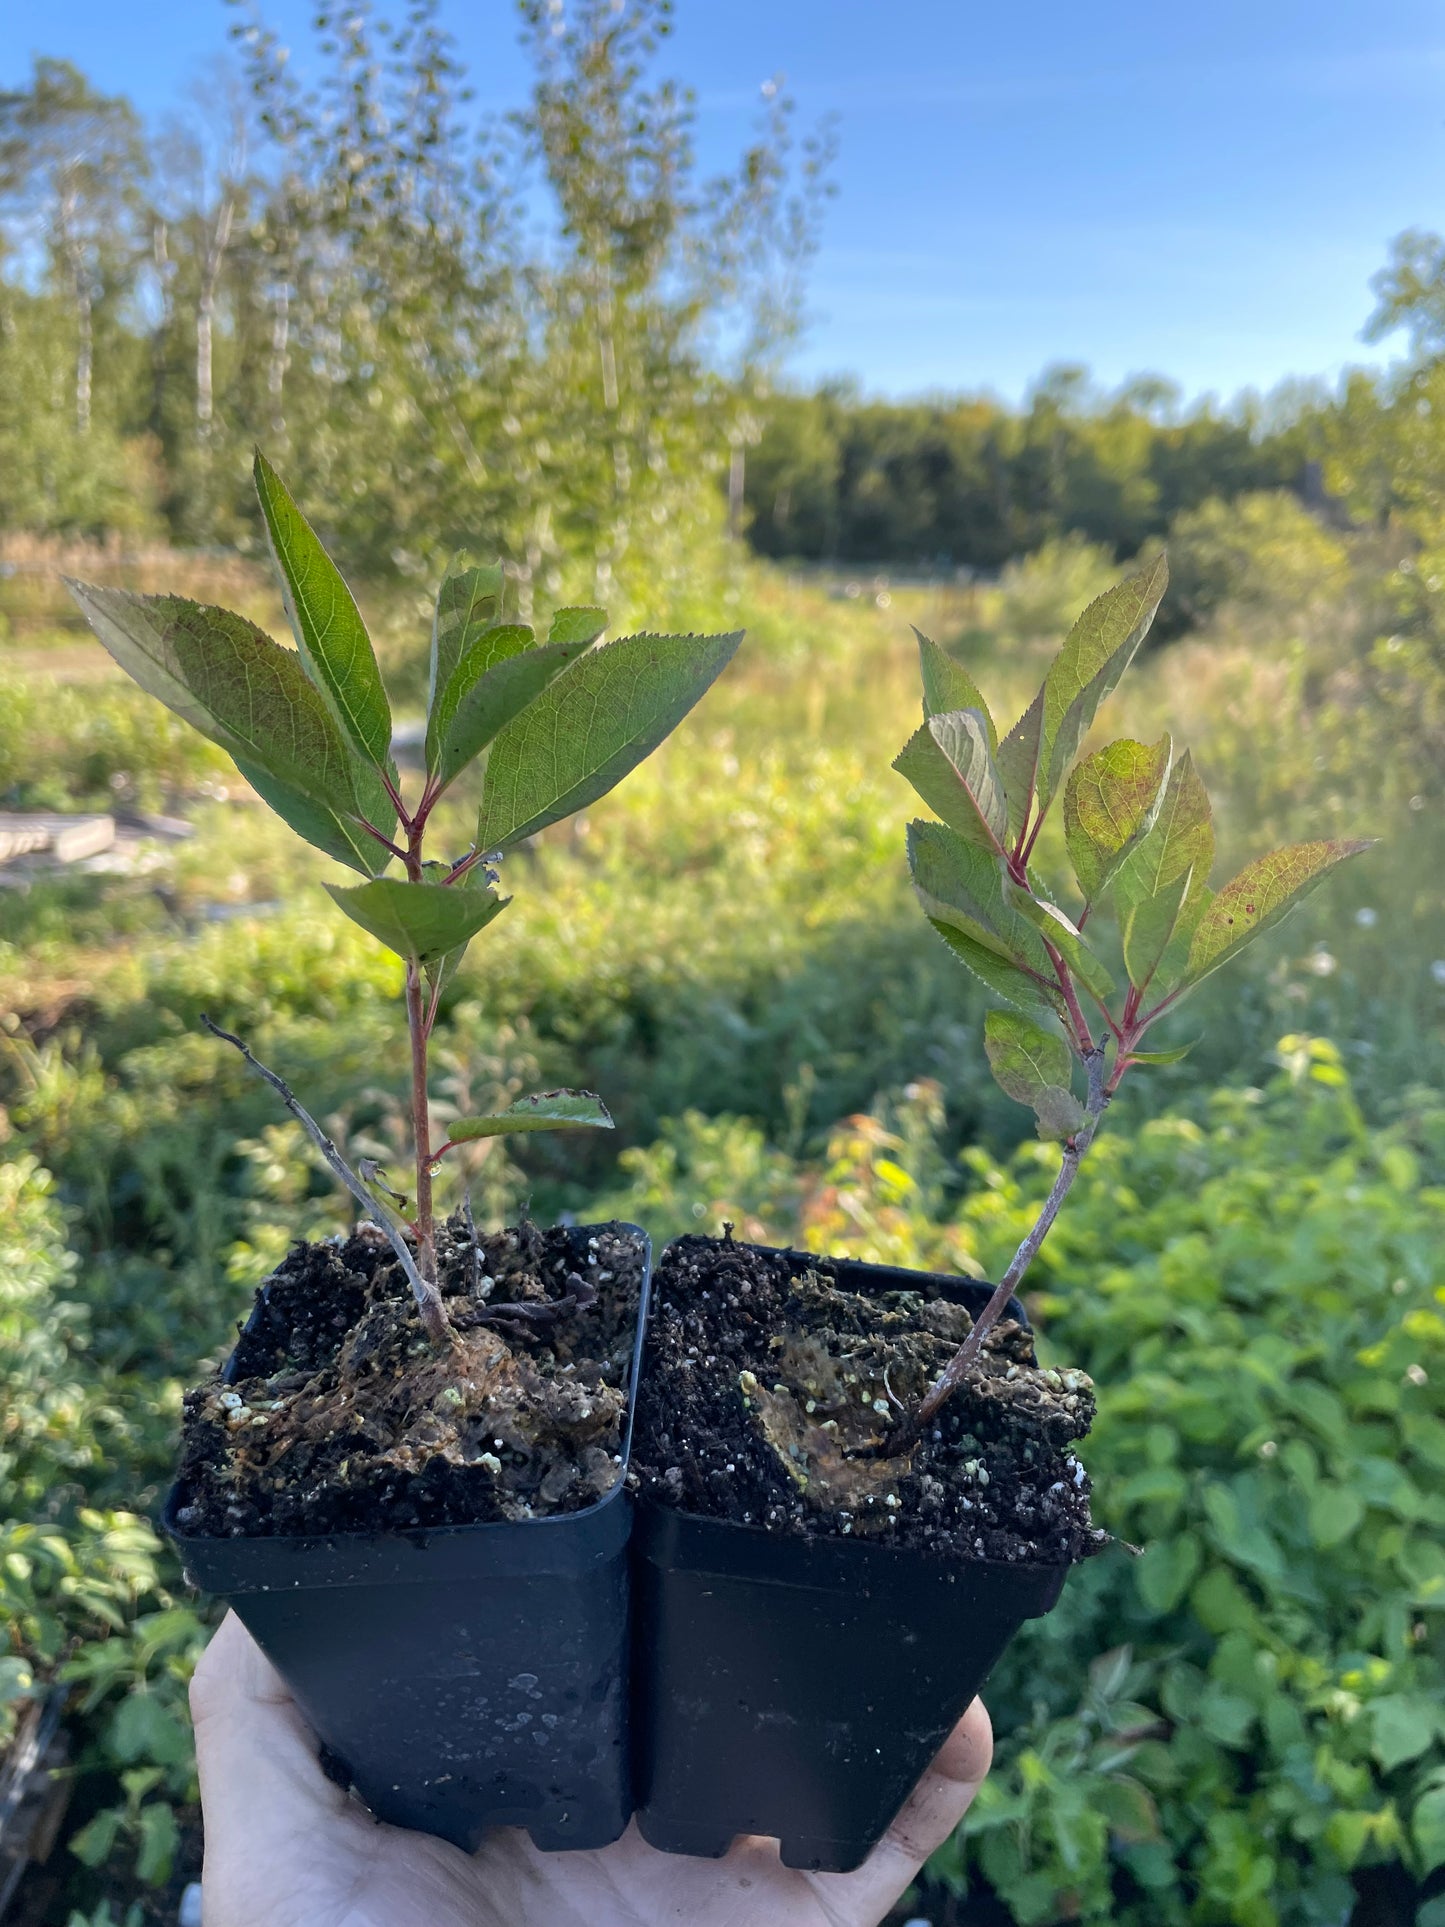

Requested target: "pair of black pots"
[{"left": 165, "top": 1228, "right": 1073, "bottom": 1874}]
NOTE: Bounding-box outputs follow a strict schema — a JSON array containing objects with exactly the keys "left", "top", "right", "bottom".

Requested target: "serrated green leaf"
[
  {"left": 984, "top": 1009, "right": 1087, "bottom": 1140},
  {"left": 983, "top": 1008, "right": 1073, "bottom": 1099},
  {"left": 894, "top": 709, "right": 1009, "bottom": 855},
  {"left": 427, "top": 621, "right": 532, "bottom": 773},
  {"left": 448, "top": 1091, "right": 614, "bottom": 1140},
  {"left": 1039, "top": 554, "right": 1168, "bottom": 808},
  {"left": 909, "top": 821, "right": 1065, "bottom": 1017},
  {"left": 915, "top": 628, "right": 995, "bottom": 748},
  {"left": 548, "top": 605, "right": 608, "bottom": 646},
  {"left": 325, "top": 877, "right": 509, "bottom": 964},
  {"left": 1115, "top": 750, "right": 1213, "bottom": 901},
  {"left": 430, "top": 630, "right": 592, "bottom": 789},
  {"left": 234, "top": 757, "right": 394, "bottom": 876},
  {"left": 924, "top": 918, "right": 1063, "bottom": 1017},
  {"left": 429, "top": 561, "right": 505, "bottom": 716},
  {"left": 253, "top": 451, "right": 392, "bottom": 767},
  {"left": 1183, "top": 839, "right": 1376, "bottom": 990},
  {"left": 65, "top": 584, "right": 365, "bottom": 817},
  {"left": 1064, "top": 734, "right": 1173, "bottom": 905},
  {"left": 477, "top": 630, "right": 742, "bottom": 848},
  {"left": 1004, "top": 879, "right": 1116, "bottom": 1001},
  {"left": 1122, "top": 865, "right": 1195, "bottom": 995},
  {"left": 996, "top": 685, "right": 1045, "bottom": 843}
]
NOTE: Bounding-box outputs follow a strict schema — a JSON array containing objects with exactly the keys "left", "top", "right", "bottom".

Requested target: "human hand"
[{"left": 191, "top": 1610, "right": 991, "bottom": 1927}]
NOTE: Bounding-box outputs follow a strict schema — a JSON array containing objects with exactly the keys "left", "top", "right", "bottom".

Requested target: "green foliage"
[
  {"left": 325, "top": 877, "right": 510, "bottom": 966},
  {"left": 252, "top": 452, "right": 394, "bottom": 771},
  {"left": 982, "top": 1011, "right": 1085, "bottom": 1141},
  {"left": 1063, "top": 733, "right": 1172, "bottom": 909},
  {"left": 68, "top": 460, "right": 741, "bottom": 1283},
  {"left": 2, "top": 509, "right": 1438, "bottom": 1916},
  {"left": 1162, "top": 490, "right": 1353, "bottom": 633},
  {"left": 475, "top": 629, "right": 743, "bottom": 848},
  {"left": 742, "top": 383, "right": 1305, "bottom": 571},
  {"left": 926, "top": 1042, "right": 1445, "bottom": 1925},
  {"left": 447, "top": 1092, "right": 613, "bottom": 1140},
  {"left": 898, "top": 563, "right": 1373, "bottom": 1130}
]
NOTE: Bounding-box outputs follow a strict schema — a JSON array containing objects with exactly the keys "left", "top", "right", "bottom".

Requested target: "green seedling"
[
  {"left": 895, "top": 555, "right": 1372, "bottom": 1428},
  {"left": 68, "top": 452, "right": 740, "bottom": 1346}
]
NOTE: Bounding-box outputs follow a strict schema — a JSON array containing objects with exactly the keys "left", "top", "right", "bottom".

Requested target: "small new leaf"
[
  {"left": 253, "top": 451, "right": 392, "bottom": 768},
  {"left": 1121, "top": 865, "right": 1194, "bottom": 995},
  {"left": 1039, "top": 554, "right": 1168, "bottom": 809},
  {"left": 915, "top": 628, "right": 995, "bottom": 748},
  {"left": 1064, "top": 734, "right": 1173, "bottom": 906},
  {"left": 1114, "top": 749, "right": 1214, "bottom": 916},
  {"left": 1126, "top": 1042, "right": 1197, "bottom": 1065},
  {"left": 428, "top": 627, "right": 594, "bottom": 788},
  {"left": 429, "top": 561, "right": 504, "bottom": 716},
  {"left": 447, "top": 1091, "right": 614, "bottom": 1140},
  {"left": 548, "top": 606, "right": 608, "bottom": 646},
  {"left": 1184, "top": 839, "right": 1376, "bottom": 989},
  {"left": 983, "top": 1009, "right": 1087, "bottom": 1141},
  {"left": 893, "top": 708, "right": 1009, "bottom": 855},
  {"left": 325, "top": 877, "right": 509, "bottom": 965},
  {"left": 477, "top": 630, "right": 743, "bottom": 848}
]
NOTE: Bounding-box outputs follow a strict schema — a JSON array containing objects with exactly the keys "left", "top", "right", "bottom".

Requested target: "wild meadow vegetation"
[{"left": 2, "top": 2, "right": 1445, "bottom": 1922}]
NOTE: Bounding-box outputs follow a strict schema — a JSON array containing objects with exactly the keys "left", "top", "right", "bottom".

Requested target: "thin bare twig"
[
  {"left": 201, "top": 1016, "right": 452, "bottom": 1346},
  {"left": 902, "top": 1041, "right": 1112, "bottom": 1439}
]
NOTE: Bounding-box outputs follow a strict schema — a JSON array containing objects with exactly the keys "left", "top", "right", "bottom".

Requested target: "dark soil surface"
[
  {"left": 173, "top": 1217, "right": 645, "bottom": 1537},
  {"left": 632, "top": 1235, "right": 1102, "bottom": 1564}
]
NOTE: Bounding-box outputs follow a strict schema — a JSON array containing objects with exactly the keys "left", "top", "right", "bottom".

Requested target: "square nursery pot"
[
  {"left": 631, "top": 1241, "right": 1076, "bottom": 1872},
  {"left": 164, "top": 1223, "right": 652, "bottom": 1855}
]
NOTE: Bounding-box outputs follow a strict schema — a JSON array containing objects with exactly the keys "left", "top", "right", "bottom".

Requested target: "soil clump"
[
  {"left": 173, "top": 1216, "right": 645, "bottom": 1537},
  {"left": 632, "top": 1234, "right": 1101, "bottom": 1564}
]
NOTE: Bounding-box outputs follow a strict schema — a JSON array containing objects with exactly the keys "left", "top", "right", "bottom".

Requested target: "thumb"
[
  {"left": 190, "top": 1612, "right": 355, "bottom": 1858},
  {"left": 805, "top": 1697, "right": 994, "bottom": 1925}
]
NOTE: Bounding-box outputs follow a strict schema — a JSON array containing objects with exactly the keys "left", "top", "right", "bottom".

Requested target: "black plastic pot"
[
  {"left": 164, "top": 1223, "right": 652, "bottom": 1855},
  {"left": 632, "top": 1245, "right": 1074, "bottom": 1872}
]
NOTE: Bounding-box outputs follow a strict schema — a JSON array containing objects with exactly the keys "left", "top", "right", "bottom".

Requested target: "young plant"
[
  {"left": 895, "top": 555, "right": 1372, "bottom": 1429},
  {"left": 67, "top": 451, "right": 740, "bottom": 1346}
]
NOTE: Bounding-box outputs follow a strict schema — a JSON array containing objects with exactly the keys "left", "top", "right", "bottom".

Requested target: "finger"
[{"left": 806, "top": 1698, "right": 993, "bottom": 1924}]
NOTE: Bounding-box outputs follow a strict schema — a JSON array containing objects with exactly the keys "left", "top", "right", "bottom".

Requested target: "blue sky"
[{"left": 4, "top": 0, "right": 1440, "bottom": 405}]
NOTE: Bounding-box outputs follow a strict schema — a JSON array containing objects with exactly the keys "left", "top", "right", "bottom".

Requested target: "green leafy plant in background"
[
  {"left": 67, "top": 452, "right": 740, "bottom": 1342},
  {"left": 894, "top": 556, "right": 1374, "bottom": 1430},
  {"left": 917, "top": 1039, "right": 1445, "bottom": 1926}
]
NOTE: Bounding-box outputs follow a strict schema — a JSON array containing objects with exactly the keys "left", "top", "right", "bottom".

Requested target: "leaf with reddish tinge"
[
  {"left": 984, "top": 1008, "right": 1087, "bottom": 1140},
  {"left": 1064, "top": 734, "right": 1173, "bottom": 904},
  {"left": 1039, "top": 554, "right": 1168, "bottom": 808},
  {"left": 894, "top": 707, "right": 1009, "bottom": 854},
  {"left": 1184, "top": 839, "right": 1376, "bottom": 988}
]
